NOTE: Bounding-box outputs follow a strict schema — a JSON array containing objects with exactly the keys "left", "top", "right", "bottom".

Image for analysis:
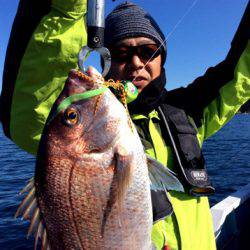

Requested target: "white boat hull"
[{"left": 211, "top": 183, "right": 250, "bottom": 249}]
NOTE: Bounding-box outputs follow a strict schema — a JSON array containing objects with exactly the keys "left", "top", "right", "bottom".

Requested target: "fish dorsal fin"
[
  {"left": 15, "top": 177, "right": 50, "bottom": 250},
  {"left": 147, "top": 155, "right": 184, "bottom": 193}
]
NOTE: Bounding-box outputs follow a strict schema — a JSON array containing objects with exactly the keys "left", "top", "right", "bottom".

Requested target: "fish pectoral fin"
[
  {"left": 114, "top": 146, "right": 133, "bottom": 206},
  {"left": 101, "top": 148, "right": 132, "bottom": 234},
  {"left": 15, "top": 177, "right": 50, "bottom": 250},
  {"left": 147, "top": 155, "right": 184, "bottom": 193}
]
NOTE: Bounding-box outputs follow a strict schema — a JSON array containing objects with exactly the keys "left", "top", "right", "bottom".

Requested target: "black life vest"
[
  {"left": 158, "top": 104, "right": 215, "bottom": 196},
  {"left": 151, "top": 104, "right": 215, "bottom": 222}
]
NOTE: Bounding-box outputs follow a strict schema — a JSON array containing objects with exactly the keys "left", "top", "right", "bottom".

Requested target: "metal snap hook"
[{"left": 78, "top": 46, "right": 111, "bottom": 78}]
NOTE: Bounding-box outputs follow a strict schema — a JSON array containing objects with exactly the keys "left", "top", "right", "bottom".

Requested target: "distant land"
[{"left": 240, "top": 100, "right": 250, "bottom": 113}]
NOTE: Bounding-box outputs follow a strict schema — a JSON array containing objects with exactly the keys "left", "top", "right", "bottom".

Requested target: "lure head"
[{"left": 122, "top": 80, "right": 139, "bottom": 103}]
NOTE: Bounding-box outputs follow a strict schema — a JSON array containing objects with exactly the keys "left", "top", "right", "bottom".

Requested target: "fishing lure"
[{"left": 76, "top": 70, "right": 138, "bottom": 130}]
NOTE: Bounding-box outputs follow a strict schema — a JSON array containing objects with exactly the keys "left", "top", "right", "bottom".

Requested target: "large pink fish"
[
  {"left": 16, "top": 69, "right": 153, "bottom": 249},
  {"left": 16, "top": 68, "right": 183, "bottom": 250}
]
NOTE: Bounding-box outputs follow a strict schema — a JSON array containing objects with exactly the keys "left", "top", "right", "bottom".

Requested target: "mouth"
[{"left": 127, "top": 75, "right": 148, "bottom": 89}]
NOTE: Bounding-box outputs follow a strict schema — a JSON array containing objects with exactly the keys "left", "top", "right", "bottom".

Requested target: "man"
[
  {"left": 104, "top": 3, "right": 250, "bottom": 249},
  {"left": 1, "top": 1, "right": 249, "bottom": 249}
]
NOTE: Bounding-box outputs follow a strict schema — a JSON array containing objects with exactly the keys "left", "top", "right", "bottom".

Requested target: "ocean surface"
[{"left": 0, "top": 114, "right": 249, "bottom": 249}]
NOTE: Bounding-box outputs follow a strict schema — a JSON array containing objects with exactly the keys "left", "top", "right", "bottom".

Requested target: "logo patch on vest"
[{"left": 191, "top": 170, "right": 208, "bottom": 181}]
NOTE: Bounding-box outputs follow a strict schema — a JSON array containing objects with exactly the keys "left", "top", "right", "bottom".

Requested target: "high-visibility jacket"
[
  {"left": 1, "top": 0, "right": 250, "bottom": 249},
  {"left": 132, "top": 111, "right": 216, "bottom": 249}
]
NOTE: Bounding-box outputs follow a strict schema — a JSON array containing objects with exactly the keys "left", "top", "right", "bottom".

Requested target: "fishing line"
[{"left": 132, "top": 0, "right": 199, "bottom": 83}]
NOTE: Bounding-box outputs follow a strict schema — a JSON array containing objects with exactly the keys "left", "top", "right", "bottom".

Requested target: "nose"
[{"left": 130, "top": 54, "right": 144, "bottom": 69}]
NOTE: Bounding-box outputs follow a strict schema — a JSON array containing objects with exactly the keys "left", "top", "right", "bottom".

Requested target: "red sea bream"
[{"left": 16, "top": 69, "right": 153, "bottom": 249}]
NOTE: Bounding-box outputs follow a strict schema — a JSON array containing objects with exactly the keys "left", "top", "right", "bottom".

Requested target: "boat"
[{"left": 211, "top": 183, "right": 250, "bottom": 249}]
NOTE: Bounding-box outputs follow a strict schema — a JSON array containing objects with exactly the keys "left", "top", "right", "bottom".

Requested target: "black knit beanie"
[{"left": 105, "top": 1, "right": 167, "bottom": 64}]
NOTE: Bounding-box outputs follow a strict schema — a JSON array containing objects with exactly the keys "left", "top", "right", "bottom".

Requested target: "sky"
[{"left": 0, "top": 0, "right": 248, "bottom": 91}]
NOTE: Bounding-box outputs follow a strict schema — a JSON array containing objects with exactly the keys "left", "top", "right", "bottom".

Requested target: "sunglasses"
[{"left": 110, "top": 44, "right": 161, "bottom": 63}]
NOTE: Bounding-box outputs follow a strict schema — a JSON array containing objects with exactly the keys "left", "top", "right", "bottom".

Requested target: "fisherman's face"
[{"left": 109, "top": 37, "right": 162, "bottom": 93}]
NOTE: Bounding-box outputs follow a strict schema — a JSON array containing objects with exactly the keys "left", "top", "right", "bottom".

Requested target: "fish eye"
[{"left": 63, "top": 107, "right": 79, "bottom": 126}]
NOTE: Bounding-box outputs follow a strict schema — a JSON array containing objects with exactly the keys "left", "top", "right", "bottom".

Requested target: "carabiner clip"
[
  {"left": 78, "top": 0, "right": 111, "bottom": 78},
  {"left": 78, "top": 46, "right": 111, "bottom": 78}
]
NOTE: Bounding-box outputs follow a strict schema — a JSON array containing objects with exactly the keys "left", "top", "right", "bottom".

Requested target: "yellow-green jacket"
[{"left": 1, "top": 0, "right": 250, "bottom": 249}]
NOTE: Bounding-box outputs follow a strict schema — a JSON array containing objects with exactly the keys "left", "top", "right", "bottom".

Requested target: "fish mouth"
[{"left": 66, "top": 69, "right": 96, "bottom": 91}]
